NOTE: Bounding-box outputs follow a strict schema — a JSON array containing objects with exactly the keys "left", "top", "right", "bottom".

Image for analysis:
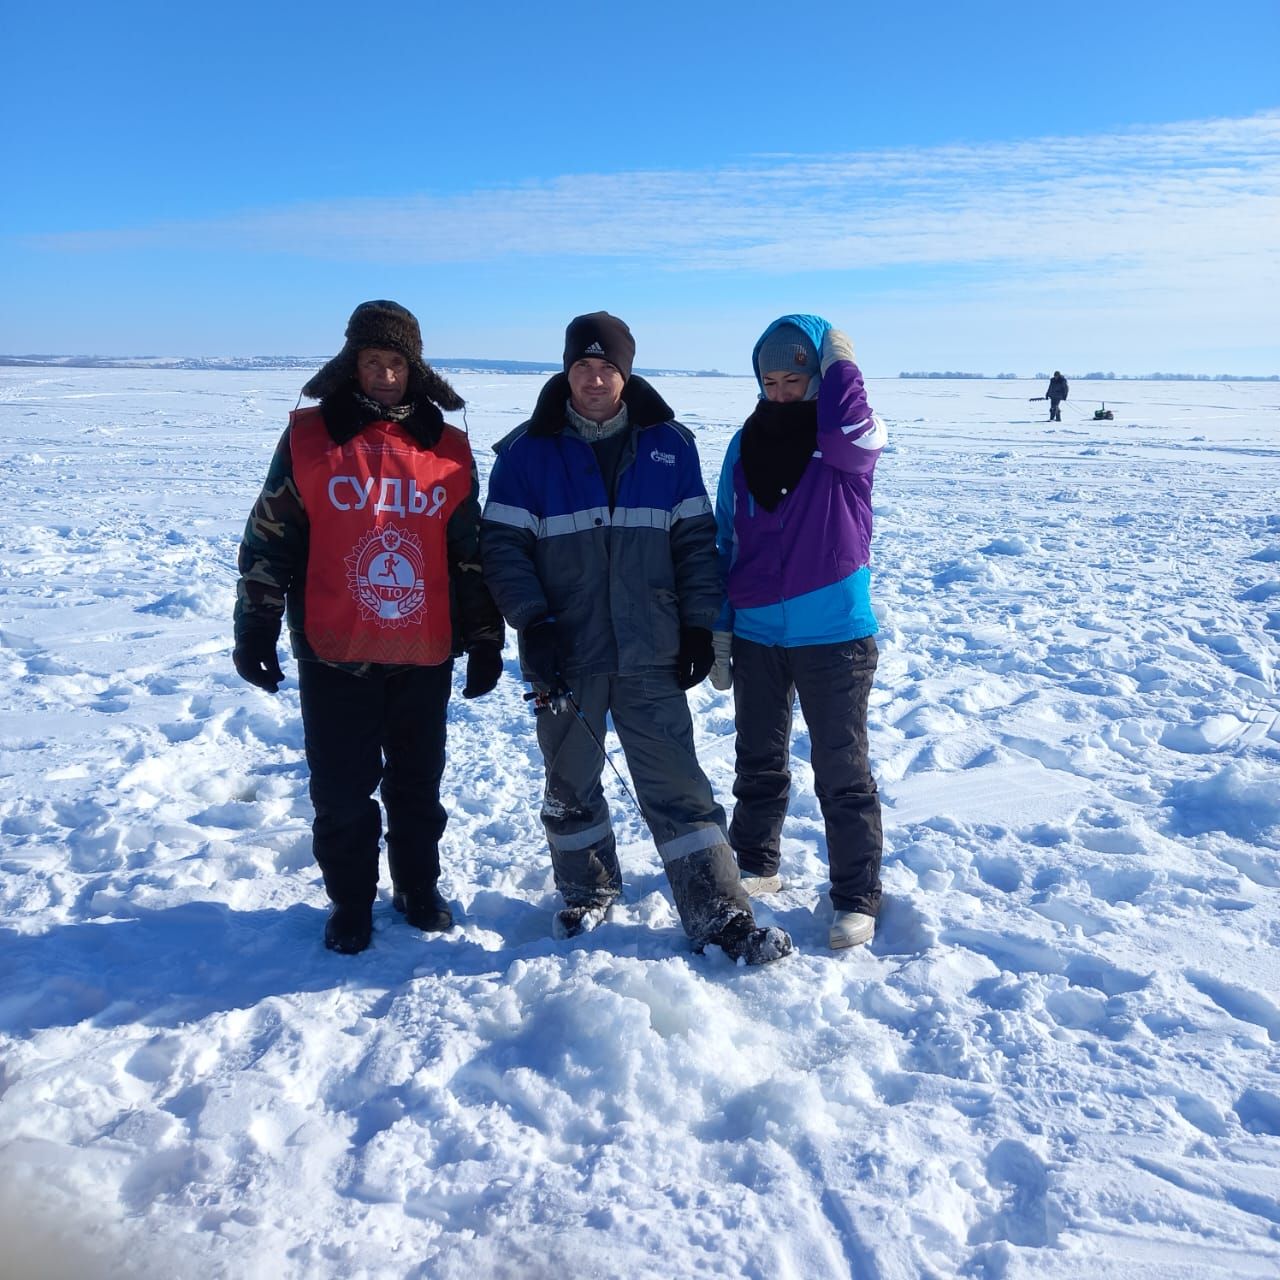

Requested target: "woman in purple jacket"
[{"left": 712, "top": 315, "right": 886, "bottom": 949}]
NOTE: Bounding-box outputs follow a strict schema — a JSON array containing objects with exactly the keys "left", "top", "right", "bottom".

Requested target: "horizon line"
[{"left": 2, "top": 355, "right": 1277, "bottom": 381}]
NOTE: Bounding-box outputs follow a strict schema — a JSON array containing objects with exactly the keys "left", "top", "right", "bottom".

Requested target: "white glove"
[
  {"left": 819, "top": 328, "right": 856, "bottom": 376},
  {"left": 709, "top": 631, "right": 733, "bottom": 691}
]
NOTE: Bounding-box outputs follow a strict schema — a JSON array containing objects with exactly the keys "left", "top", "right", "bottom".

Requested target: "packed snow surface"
[{"left": 2, "top": 370, "right": 1279, "bottom": 1278}]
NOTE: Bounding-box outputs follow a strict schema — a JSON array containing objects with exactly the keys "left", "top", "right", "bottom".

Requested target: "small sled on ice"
[{"left": 1093, "top": 403, "right": 1114, "bottom": 421}]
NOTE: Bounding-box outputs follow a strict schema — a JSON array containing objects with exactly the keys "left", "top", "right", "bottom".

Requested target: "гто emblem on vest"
[{"left": 345, "top": 525, "right": 426, "bottom": 627}]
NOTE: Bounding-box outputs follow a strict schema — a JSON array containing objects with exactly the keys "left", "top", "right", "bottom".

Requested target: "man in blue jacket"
[{"left": 481, "top": 313, "right": 791, "bottom": 965}]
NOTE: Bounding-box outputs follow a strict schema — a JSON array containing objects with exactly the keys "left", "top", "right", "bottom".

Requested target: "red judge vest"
[{"left": 289, "top": 406, "right": 474, "bottom": 666}]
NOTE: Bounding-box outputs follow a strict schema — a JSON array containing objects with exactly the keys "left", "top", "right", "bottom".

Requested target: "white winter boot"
[
  {"left": 829, "top": 911, "right": 875, "bottom": 949},
  {"left": 740, "top": 874, "right": 783, "bottom": 897}
]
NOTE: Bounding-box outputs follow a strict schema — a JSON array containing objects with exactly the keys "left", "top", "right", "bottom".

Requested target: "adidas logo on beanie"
[{"left": 563, "top": 312, "right": 635, "bottom": 380}]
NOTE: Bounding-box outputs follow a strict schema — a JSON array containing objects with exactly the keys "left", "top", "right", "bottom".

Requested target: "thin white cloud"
[{"left": 28, "top": 112, "right": 1280, "bottom": 289}]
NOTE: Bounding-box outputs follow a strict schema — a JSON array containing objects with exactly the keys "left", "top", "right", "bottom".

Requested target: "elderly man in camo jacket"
[{"left": 234, "top": 301, "right": 504, "bottom": 955}]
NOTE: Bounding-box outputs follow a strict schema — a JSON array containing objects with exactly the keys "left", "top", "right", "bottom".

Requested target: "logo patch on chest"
[{"left": 346, "top": 524, "right": 427, "bottom": 626}]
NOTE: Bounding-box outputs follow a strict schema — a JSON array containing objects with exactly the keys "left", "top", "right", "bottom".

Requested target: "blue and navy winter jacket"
[{"left": 481, "top": 374, "right": 722, "bottom": 679}]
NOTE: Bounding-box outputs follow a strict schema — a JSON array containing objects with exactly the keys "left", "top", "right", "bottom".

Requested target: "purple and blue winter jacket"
[{"left": 715, "top": 314, "right": 886, "bottom": 647}]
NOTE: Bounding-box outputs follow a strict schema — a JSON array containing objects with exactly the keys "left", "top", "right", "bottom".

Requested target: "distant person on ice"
[
  {"left": 480, "top": 312, "right": 792, "bottom": 965},
  {"left": 232, "top": 301, "right": 505, "bottom": 955},
  {"left": 711, "top": 315, "right": 886, "bottom": 949},
  {"left": 1046, "top": 370, "right": 1068, "bottom": 421}
]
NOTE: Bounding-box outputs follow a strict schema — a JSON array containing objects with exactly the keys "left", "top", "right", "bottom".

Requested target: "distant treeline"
[
  {"left": 1060, "top": 372, "right": 1279, "bottom": 382},
  {"left": 900, "top": 370, "right": 1279, "bottom": 381}
]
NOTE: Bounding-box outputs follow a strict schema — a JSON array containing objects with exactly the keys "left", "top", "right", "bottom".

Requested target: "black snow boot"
[
  {"left": 324, "top": 901, "right": 373, "bottom": 954},
  {"left": 699, "top": 913, "right": 793, "bottom": 966},
  {"left": 553, "top": 903, "right": 613, "bottom": 939},
  {"left": 393, "top": 884, "right": 454, "bottom": 932}
]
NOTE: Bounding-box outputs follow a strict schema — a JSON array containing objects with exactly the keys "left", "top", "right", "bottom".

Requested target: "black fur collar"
[
  {"left": 319, "top": 386, "right": 445, "bottom": 448},
  {"left": 526, "top": 373, "right": 674, "bottom": 436}
]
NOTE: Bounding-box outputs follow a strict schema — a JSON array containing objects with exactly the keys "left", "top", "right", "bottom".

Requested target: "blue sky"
[{"left": 3, "top": 1, "right": 1278, "bottom": 374}]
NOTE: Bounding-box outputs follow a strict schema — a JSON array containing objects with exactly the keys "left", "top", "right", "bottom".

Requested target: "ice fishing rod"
[{"left": 523, "top": 687, "right": 643, "bottom": 816}]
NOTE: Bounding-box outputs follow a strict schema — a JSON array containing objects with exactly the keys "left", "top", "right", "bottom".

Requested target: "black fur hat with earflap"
[{"left": 302, "top": 300, "right": 464, "bottom": 410}]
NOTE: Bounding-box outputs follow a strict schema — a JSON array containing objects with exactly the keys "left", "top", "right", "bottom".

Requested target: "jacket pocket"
[{"left": 649, "top": 587, "right": 681, "bottom": 662}]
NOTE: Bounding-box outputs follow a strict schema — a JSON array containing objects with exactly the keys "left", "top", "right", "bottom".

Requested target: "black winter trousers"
[
  {"left": 729, "top": 636, "right": 883, "bottom": 915},
  {"left": 298, "top": 658, "right": 452, "bottom": 906}
]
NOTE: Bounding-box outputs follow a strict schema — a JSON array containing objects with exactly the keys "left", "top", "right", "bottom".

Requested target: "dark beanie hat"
[
  {"left": 302, "top": 299, "right": 464, "bottom": 410},
  {"left": 563, "top": 311, "right": 636, "bottom": 381}
]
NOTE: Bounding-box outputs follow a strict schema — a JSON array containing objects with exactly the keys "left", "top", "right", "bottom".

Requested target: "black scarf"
[{"left": 739, "top": 398, "right": 818, "bottom": 512}]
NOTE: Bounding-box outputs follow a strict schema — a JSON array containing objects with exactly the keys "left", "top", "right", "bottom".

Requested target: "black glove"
[
  {"left": 522, "top": 617, "right": 565, "bottom": 692},
  {"left": 462, "top": 643, "right": 503, "bottom": 698},
  {"left": 675, "top": 626, "right": 714, "bottom": 690},
  {"left": 233, "top": 629, "right": 284, "bottom": 693}
]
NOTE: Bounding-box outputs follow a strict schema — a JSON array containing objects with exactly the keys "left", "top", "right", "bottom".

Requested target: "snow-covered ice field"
[{"left": 2, "top": 368, "right": 1278, "bottom": 1278}]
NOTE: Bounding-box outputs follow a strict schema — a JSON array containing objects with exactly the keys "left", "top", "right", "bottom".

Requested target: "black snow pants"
[
  {"left": 298, "top": 658, "right": 452, "bottom": 906},
  {"left": 729, "top": 635, "right": 883, "bottom": 916}
]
